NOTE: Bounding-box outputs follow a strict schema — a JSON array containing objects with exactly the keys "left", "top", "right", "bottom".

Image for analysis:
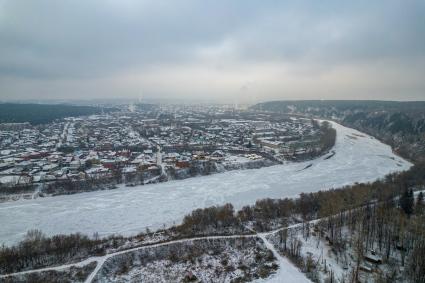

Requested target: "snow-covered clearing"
[
  {"left": 94, "top": 237, "right": 275, "bottom": 282},
  {"left": 0, "top": 122, "right": 411, "bottom": 246}
]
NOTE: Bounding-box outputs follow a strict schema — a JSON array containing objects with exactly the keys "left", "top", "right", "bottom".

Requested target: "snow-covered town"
[
  {"left": 0, "top": 108, "right": 416, "bottom": 283},
  {"left": 0, "top": 105, "right": 335, "bottom": 198},
  {"left": 2, "top": 0, "right": 425, "bottom": 281}
]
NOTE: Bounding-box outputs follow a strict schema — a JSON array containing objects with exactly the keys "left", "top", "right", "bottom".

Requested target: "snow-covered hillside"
[{"left": 0, "top": 122, "right": 411, "bottom": 246}]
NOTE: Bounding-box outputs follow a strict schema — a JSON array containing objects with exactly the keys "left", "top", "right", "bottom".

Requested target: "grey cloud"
[
  {"left": 0, "top": 0, "right": 424, "bottom": 100},
  {"left": 228, "top": 1, "right": 425, "bottom": 65},
  {"left": 0, "top": 0, "right": 266, "bottom": 78}
]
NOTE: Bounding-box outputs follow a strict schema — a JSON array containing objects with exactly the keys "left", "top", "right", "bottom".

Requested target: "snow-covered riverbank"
[{"left": 0, "top": 122, "right": 411, "bottom": 246}]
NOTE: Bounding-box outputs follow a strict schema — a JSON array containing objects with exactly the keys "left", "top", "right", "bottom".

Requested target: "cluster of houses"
[{"left": 0, "top": 105, "right": 326, "bottom": 188}]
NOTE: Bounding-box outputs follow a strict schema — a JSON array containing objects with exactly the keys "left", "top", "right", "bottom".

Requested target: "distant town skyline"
[{"left": 1, "top": 0, "right": 425, "bottom": 102}]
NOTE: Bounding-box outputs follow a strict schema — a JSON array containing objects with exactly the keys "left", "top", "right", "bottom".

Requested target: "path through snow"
[{"left": 257, "top": 233, "right": 311, "bottom": 283}]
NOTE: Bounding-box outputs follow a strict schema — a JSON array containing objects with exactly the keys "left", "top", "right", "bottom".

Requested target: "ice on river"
[{"left": 0, "top": 122, "right": 411, "bottom": 246}]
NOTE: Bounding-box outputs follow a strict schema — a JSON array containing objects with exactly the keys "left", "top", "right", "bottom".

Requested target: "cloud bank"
[{"left": 0, "top": 0, "right": 424, "bottom": 102}]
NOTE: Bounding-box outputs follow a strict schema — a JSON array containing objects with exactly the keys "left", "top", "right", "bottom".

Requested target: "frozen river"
[{"left": 0, "top": 122, "right": 411, "bottom": 246}]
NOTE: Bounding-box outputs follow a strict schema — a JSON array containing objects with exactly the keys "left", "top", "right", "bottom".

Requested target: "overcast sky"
[{"left": 0, "top": 0, "right": 424, "bottom": 103}]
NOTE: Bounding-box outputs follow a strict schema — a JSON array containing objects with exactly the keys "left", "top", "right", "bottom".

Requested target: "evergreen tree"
[
  {"left": 417, "top": 191, "right": 424, "bottom": 206},
  {"left": 400, "top": 188, "right": 414, "bottom": 216},
  {"left": 416, "top": 191, "right": 424, "bottom": 214}
]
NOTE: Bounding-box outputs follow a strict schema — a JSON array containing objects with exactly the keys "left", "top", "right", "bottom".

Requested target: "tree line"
[
  {"left": 0, "top": 103, "right": 115, "bottom": 125},
  {"left": 0, "top": 230, "right": 106, "bottom": 274}
]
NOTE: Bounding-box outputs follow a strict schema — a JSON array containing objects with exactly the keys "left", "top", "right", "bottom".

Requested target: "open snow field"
[{"left": 0, "top": 122, "right": 411, "bottom": 246}]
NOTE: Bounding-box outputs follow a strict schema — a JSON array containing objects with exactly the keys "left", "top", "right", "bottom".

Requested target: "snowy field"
[{"left": 0, "top": 122, "right": 411, "bottom": 246}]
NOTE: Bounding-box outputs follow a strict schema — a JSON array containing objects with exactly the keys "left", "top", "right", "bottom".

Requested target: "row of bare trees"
[{"left": 0, "top": 230, "right": 106, "bottom": 274}]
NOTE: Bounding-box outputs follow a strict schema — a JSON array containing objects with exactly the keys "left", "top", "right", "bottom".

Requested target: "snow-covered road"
[
  {"left": 0, "top": 121, "right": 411, "bottom": 246},
  {"left": 257, "top": 233, "right": 311, "bottom": 283}
]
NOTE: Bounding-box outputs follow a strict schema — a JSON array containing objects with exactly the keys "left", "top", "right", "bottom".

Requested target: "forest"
[
  {"left": 0, "top": 103, "right": 113, "bottom": 125},
  {"left": 266, "top": 188, "right": 425, "bottom": 282}
]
